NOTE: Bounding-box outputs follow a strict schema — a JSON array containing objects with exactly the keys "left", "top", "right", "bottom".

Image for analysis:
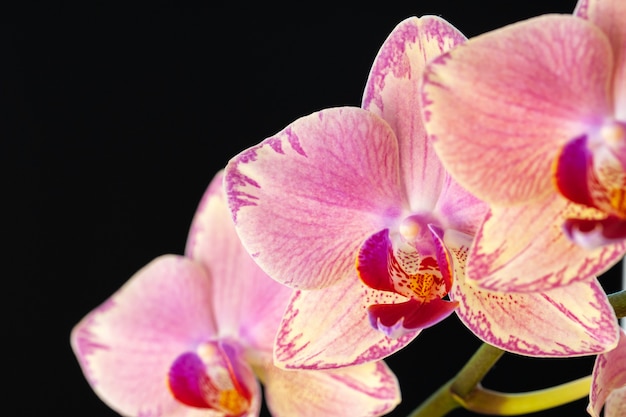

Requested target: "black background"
[{"left": 5, "top": 1, "right": 623, "bottom": 416}]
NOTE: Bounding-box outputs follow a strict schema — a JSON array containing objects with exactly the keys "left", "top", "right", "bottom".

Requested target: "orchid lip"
[
  {"left": 168, "top": 340, "right": 253, "bottom": 416},
  {"left": 358, "top": 213, "right": 455, "bottom": 336},
  {"left": 554, "top": 125, "right": 626, "bottom": 234}
]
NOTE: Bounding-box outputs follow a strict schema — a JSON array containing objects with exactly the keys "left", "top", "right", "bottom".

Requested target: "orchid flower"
[
  {"left": 421, "top": 0, "right": 626, "bottom": 295},
  {"left": 588, "top": 327, "right": 626, "bottom": 417},
  {"left": 224, "top": 15, "right": 619, "bottom": 372},
  {"left": 70, "top": 171, "right": 400, "bottom": 417}
]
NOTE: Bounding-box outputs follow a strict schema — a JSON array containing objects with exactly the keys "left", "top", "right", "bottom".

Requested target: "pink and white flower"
[
  {"left": 225, "top": 16, "right": 619, "bottom": 371},
  {"left": 70, "top": 171, "right": 400, "bottom": 417},
  {"left": 421, "top": 0, "right": 626, "bottom": 294}
]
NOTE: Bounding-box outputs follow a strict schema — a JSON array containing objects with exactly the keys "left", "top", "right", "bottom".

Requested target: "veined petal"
[
  {"left": 588, "top": 329, "right": 626, "bottom": 417},
  {"left": 423, "top": 15, "right": 614, "bottom": 205},
  {"left": 446, "top": 229, "right": 619, "bottom": 356},
  {"left": 576, "top": 0, "right": 626, "bottom": 118},
  {"left": 435, "top": 174, "right": 489, "bottom": 237},
  {"left": 70, "top": 255, "right": 218, "bottom": 416},
  {"left": 363, "top": 16, "right": 465, "bottom": 210},
  {"left": 225, "top": 107, "right": 406, "bottom": 290},
  {"left": 264, "top": 361, "right": 400, "bottom": 417},
  {"left": 186, "top": 170, "right": 292, "bottom": 351},
  {"left": 467, "top": 195, "right": 626, "bottom": 292},
  {"left": 274, "top": 274, "right": 417, "bottom": 370}
]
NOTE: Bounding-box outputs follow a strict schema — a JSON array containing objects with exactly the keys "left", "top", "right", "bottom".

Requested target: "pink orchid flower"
[
  {"left": 225, "top": 16, "right": 619, "bottom": 371},
  {"left": 70, "top": 171, "right": 400, "bottom": 417},
  {"left": 421, "top": 0, "right": 626, "bottom": 294},
  {"left": 588, "top": 327, "right": 626, "bottom": 417}
]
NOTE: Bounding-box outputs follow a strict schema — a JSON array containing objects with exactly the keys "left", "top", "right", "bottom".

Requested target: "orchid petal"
[
  {"left": 467, "top": 195, "right": 626, "bottom": 292},
  {"left": 446, "top": 229, "right": 619, "bottom": 356},
  {"left": 274, "top": 274, "right": 417, "bottom": 370},
  {"left": 368, "top": 298, "right": 457, "bottom": 338},
  {"left": 186, "top": 170, "right": 291, "bottom": 351},
  {"left": 264, "top": 361, "right": 400, "bottom": 417},
  {"left": 423, "top": 15, "right": 614, "bottom": 205},
  {"left": 357, "top": 228, "right": 396, "bottom": 293},
  {"left": 70, "top": 255, "right": 219, "bottom": 416},
  {"left": 363, "top": 16, "right": 465, "bottom": 209},
  {"left": 435, "top": 174, "right": 489, "bottom": 237},
  {"left": 576, "top": 0, "right": 626, "bottom": 118},
  {"left": 588, "top": 329, "right": 626, "bottom": 416},
  {"left": 225, "top": 107, "right": 406, "bottom": 290}
]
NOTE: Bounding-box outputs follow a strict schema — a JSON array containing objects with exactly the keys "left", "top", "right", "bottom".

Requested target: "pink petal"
[
  {"left": 70, "top": 255, "right": 219, "bottom": 416},
  {"left": 264, "top": 360, "right": 400, "bottom": 417},
  {"left": 368, "top": 298, "right": 457, "bottom": 338},
  {"left": 435, "top": 174, "right": 489, "bottom": 237},
  {"left": 363, "top": 16, "right": 465, "bottom": 209},
  {"left": 274, "top": 274, "right": 417, "bottom": 370},
  {"left": 446, "top": 229, "right": 620, "bottom": 356},
  {"left": 576, "top": 0, "right": 626, "bottom": 118},
  {"left": 225, "top": 107, "right": 406, "bottom": 290},
  {"left": 467, "top": 195, "right": 626, "bottom": 292},
  {"left": 588, "top": 329, "right": 626, "bottom": 417},
  {"left": 185, "top": 170, "right": 292, "bottom": 351},
  {"left": 605, "top": 390, "right": 626, "bottom": 417},
  {"left": 422, "top": 15, "right": 614, "bottom": 205}
]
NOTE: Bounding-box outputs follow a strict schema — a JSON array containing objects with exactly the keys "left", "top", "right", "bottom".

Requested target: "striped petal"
[
  {"left": 274, "top": 274, "right": 417, "bottom": 370},
  {"left": 576, "top": 0, "right": 626, "bottom": 118},
  {"left": 588, "top": 329, "right": 626, "bottom": 417},
  {"left": 467, "top": 195, "right": 626, "bottom": 292},
  {"left": 264, "top": 361, "right": 400, "bottom": 417},
  {"left": 225, "top": 107, "right": 406, "bottom": 290},
  {"left": 423, "top": 15, "right": 614, "bottom": 205},
  {"left": 446, "top": 230, "right": 619, "bottom": 356},
  {"left": 186, "top": 170, "right": 292, "bottom": 351},
  {"left": 363, "top": 15, "right": 465, "bottom": 209}
]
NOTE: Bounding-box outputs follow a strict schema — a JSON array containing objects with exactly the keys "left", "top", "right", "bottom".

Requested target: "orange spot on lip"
[{"left": 609, "top": 187, "right": 626, "bottom": 217}]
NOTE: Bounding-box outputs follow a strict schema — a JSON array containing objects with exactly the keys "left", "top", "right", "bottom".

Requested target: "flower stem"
[
  {"left": 406, "top": 380, "right": 460, "bottom": 417},
  {"left": 406, "top": 343, "right": 504, "bottom": 417},
  {"left": 455, "top": 376, "right": 591, "bottom": 415},
  {"left": 608, "top": 289, "right": 626, "bottom": 318},
  {"left": 450, "top": 343, "right": 505, "bottom": 397}
]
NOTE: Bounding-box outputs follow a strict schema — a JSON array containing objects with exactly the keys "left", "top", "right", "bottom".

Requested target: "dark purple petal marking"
[
  {"left": 553, "top": 134, "right": 596, "bottom": 207},
  {"left": 368, "top": 298, "right": 456, "bottom": 338},
  {"left": 564, "top": 215, "right": 626, "bottom": 249},
  {"left": 357, "top": 229, "right": 396, "bottom": 292}
]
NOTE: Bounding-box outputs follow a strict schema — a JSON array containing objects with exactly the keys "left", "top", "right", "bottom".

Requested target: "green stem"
[
  {"left": 406, "top": 380, "right": 460, "bottom": 417},
  {"left": 450, "top": 343, "right": 505, "bottom": 397},
  {"left": 456, "top": 376, "right": 591, "bottom": 415},
  {"left": 608, "top": 289, "right": 626, "bottom": 318},
  {"left": 406, "top": 343, "right": 505, "bottom": 417}
]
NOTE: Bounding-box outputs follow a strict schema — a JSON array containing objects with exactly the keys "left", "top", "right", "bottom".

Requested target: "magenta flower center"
[{"left": 167, "top": 341, "right": 252, "bottom": 416}]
